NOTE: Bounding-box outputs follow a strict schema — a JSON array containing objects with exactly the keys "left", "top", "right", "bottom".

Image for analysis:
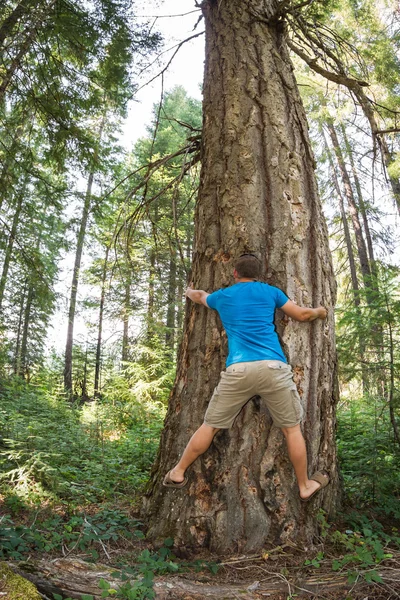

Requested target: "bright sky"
[{"left": 123, "top": 1, "right": 205, "bottom": 147}]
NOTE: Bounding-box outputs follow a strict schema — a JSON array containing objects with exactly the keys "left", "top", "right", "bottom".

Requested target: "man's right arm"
[
  {"left": 185, "top": 287, "right": 210, "bottom": 306},
  {"left": 281, "top": 300, "right": 327, "bottom": 322}
]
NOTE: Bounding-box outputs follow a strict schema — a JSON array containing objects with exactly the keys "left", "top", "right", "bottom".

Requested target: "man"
[{"left": 163, "top": 254, "right": 329, "bottom": 501}]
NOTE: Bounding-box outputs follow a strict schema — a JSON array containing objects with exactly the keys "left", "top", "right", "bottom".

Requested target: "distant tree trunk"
[
  {"left": 64, "top": 118, "right": 105, "bottom": 396},
  {"left": 176, "top": 274, "right": 184, "bottom": 335},
  {"left": 165, "top": 249, "right": 177, "bottom": 354},
  {"left": 326, "top": 122, "right": 372, "bottom": 290},
  {"left": 385, "top": 292, "right": 400, "bottom": 446},
  {"left": 340, "top": 123, "right": 377, "bottom": 276},
  {"left": 94, "top": 245, "right": 110, "bottom": 397},
  {"left": 0, "top": 126, "right": 23, "bottom": 213},
  {"left": 176, "top": 224, "right": 192, "bottom": 334},
  {"left": 146, "top": 247, "right": 156, "bottom": 341},
  {"left": 381, "top": 137, "right": 400, "bottom": 217},
  {"left": 14, "top": 281, "right": 27, "bottom": 374},
  {"left": 18, "top": 284, "right": 34, "bottom": 379},
  {"left": 323, "top": 133, "right": 368, "bottom": 392},
  {"left": 144, "top": 0, "right": 339, "bottom": 553},
  {"left": 63, "top": 173, "right": 94, "bottom": 396},
  {"left": 81, "top": 341, "right": 90, "bottom": 402},
  {"left": 0, "top": 191, "right": 24, "bottom": 310},
  {"left": 121, "top": 275, "right": 131, "bottom": 364}
]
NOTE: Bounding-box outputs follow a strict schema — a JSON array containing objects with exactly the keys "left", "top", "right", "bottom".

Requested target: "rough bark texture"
[{"left": 144, "top": 0, "right": 339, "bottom": 553}]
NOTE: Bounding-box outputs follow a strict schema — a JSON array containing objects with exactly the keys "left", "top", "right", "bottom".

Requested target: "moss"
[{"left": 0, "top": 562, "right": 42, "bottom": 600}]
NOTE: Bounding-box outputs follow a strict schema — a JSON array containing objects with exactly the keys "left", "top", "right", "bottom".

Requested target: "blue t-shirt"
[{"left": 206, "top": 282, "right": 289, "bottom": 367}]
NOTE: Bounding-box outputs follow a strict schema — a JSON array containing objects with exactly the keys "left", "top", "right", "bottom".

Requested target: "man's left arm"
[{"left": 186, "top": 287, "right": 210, "bottom": 306}]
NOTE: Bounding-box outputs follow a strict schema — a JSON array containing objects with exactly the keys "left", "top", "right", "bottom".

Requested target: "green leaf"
[
  {"left": 163, "top": 537, "right": 174, "bottom": 547},
  {"left": 347, "top": 571, "right": 358, "bottom": 584},
  {"left": 332, "top": 560, "right": 341, "bottom": 571},
  {"left": 365, "top": 570, "right": 383, "bottom": 583}
]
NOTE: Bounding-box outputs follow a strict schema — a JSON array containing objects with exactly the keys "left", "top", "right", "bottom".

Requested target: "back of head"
[{"left": 234, "top": 254, "right": 260, "bottom": 279}]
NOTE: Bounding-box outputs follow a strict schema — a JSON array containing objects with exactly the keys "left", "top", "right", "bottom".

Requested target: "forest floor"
[{"left": 3, "top": 499, "right": 400, "bottom": 600}]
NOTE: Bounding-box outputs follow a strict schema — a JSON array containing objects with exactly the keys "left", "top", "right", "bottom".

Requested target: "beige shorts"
[{"left": 204, "top": 360, "right": 303, "bottom": 429}]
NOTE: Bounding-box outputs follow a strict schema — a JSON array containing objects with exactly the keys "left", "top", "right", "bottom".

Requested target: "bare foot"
[
  {"left": 168, "top": 467, "right": 185, "bottom": 483},
  {"left": 299, "top": 473, "right": 329, "bottom": 500}
]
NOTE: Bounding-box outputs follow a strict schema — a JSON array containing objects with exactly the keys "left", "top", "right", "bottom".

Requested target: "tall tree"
[
  {"left": 63, "top": 117, "right": 104, "bottom": 396},
  {"left": 144, "top": 0, "right": 338, "bottom": 552}
]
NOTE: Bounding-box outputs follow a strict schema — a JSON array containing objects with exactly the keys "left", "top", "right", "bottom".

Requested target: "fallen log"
[{"left": 7, "top": 557, "right": 400, "bottom": 599}]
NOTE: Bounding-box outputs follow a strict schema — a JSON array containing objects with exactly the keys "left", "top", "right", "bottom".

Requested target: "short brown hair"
[{"left": 234, "top": 254, "right": 260, "bottom": 279}]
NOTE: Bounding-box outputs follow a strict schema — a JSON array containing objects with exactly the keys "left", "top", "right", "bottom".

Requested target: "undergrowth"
[
  {"left": 0, "top": 377, "right": 164, "bottom": 506},
  {"left": 336, "top": 394, "right": 400, "bottom": 519}
]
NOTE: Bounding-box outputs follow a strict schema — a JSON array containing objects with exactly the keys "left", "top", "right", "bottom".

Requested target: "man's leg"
[
  {"left": 281, "top": 424, "right": 328, "bottom": 500},
  {"left": 168, "top": 424, "right": 220, "bottom": 483}
]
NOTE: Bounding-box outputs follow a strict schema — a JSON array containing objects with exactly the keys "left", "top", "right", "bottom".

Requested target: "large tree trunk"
[{"left": 144, "top": 0, "right": 339, "bottom": 553}]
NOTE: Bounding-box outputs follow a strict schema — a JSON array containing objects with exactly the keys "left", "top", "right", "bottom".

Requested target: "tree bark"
[{"left": 144, "top": 0, "right": 339, "bottom": 553}]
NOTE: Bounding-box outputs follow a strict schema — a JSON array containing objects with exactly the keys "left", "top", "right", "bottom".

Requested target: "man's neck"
[{"left": 235, "top": 278, "right": 256, "bottom": 283}]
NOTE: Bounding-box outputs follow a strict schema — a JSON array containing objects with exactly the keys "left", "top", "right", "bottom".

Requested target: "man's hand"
[
  {"left": 186, "top": 285, "right": 210, "bottom": 306},
  {"left": 281, "top": 300, "right": 328, "bottom": 322},
  {"left": 315, "top": 306, "right": 328, "bottom": 320}
]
